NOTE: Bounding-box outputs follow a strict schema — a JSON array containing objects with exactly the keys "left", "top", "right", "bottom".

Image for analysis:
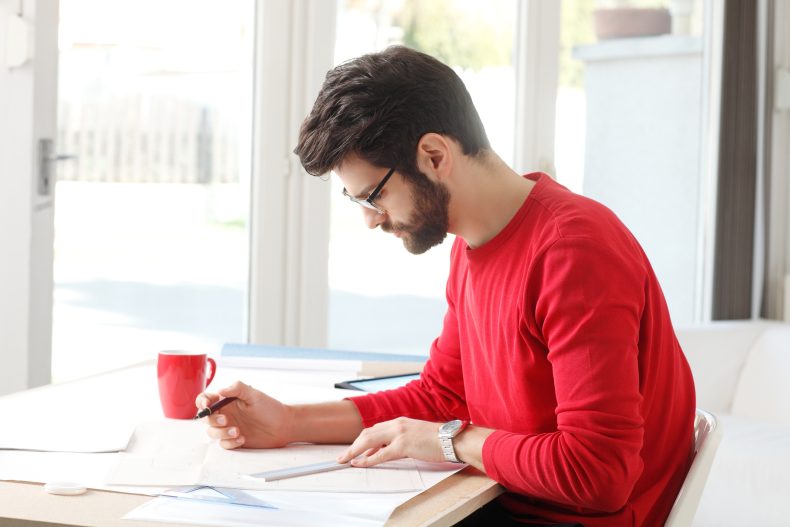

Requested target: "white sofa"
[{"left": 675, "top": 320, "right": 790, "bottom": 526}]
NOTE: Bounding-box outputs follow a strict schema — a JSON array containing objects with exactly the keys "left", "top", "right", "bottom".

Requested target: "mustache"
[{"left": 381, "top": 221, "right": 409, "bottom": 234}]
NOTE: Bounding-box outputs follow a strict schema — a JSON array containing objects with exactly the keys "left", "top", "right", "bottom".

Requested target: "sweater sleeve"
[
  {"left": 349, "top": 271, "right": 469, "bottom": 427},
  {"left": 482, "top": 237, "right": 646, "bottom": 513}
]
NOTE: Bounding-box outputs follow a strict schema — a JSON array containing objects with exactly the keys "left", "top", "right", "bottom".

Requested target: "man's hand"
[
  {"left": 196, "top": 381, "right": 294, "bottom": 450},
  {"left": 336, "top": 417, "right": 445, "bottom": 467},
  {"left": 337, "top": 417, "right": 495, "bottom": 471}
]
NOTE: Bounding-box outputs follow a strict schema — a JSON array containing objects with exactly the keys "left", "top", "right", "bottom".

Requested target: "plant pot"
[{"left": 593, "top": 7, "right": 672, "bottom": 40}]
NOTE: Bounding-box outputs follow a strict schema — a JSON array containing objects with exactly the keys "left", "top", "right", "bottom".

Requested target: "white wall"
[
  {"left": 768, "top": 0, "right": 790, "bottom": 320},
  {"left": 0, "top": 0, "right": 56, "bottom": 395},
  {"left": 576, "top": 36, "right": 705, "bottom": 325},
  {"left": 782, "top": 2, "right": 790, "bottom": 321},
  {"left": 0, "top": 2, "right": 34, "bottom": 394}
]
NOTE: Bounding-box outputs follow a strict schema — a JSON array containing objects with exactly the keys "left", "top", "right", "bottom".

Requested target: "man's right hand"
[{"left": 196, "top": 381, "right": 293, "bottom": 450}]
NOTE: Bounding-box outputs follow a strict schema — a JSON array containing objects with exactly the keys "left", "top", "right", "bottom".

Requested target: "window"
[
  {"left": 554, "top": 0, "right": 713, "bottom": 324},
  {"left": 53, "top": 0, "right": 254, "bottom": 381},
  {"left": 328, "top": 0, "right": 518, "bottom": 354}
]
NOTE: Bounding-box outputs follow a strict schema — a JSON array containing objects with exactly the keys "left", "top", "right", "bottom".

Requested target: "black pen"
[{"left": 193, "top": 396, "right": 239, "bottom": 420}]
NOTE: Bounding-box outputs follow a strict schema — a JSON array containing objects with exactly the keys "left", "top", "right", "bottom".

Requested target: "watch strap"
[{"left": 439, "top": 420, "right": 469, "bottom": 463}]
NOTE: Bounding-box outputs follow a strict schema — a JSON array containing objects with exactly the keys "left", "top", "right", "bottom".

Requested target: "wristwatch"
[{"left": 438, "top": 419, "right": 470, "bottom": 463}]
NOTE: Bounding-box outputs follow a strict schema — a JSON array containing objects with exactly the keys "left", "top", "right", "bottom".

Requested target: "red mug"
[{"left": 157, "top": 350, "right": 217, "bottom": 419}]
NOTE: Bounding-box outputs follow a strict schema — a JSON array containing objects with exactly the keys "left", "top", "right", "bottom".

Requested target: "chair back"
[{"left": 664, "top": 408, "right": 722, "bottom": 526}]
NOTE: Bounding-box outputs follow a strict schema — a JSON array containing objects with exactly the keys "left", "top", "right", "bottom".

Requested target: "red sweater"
[{"left": 350, "top": 173, "right": 696, "bottom": 526}]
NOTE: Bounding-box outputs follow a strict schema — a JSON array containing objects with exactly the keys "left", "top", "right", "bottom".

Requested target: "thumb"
[{"left": 217, "top": 381, "right": 255, "bottom": 402}]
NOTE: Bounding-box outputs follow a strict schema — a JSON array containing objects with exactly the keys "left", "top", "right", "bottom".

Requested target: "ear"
[{"left": 415, "top": 133, "right": 453, "bottom": 182}]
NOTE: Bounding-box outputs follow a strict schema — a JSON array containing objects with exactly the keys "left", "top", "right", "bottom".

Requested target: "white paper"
[
  {"left": 202, "top": 443, "right": 424, "bottom": 492},
  {"left": 0, "top": 360, "right": 351, "bottom": 452},
  {"left": 123, "top": 463, "right": 465, "bottom": 527},
  {"left": 124, "top": 493, "right": 398, "bottom": 527},
  {"left": 0, "top": 367, "right": 154, "bottom": 452},
  {"left": 0, "top": 450, "right": 117, "bottom": 484},
  {"left": 3, "top": 360, "right": 354, "bottom": 454},
  {"left": 109, "top": 419, "right": 423, "bottom": 493},
  {"left": 0, "top": 449, "right": 173, "bottom": 496},
  {"left": 2, "top": 359, "right": 355, "bottom": 453},
  {"left": 108, "top": 420, "right": 209, "bottom": 486}
]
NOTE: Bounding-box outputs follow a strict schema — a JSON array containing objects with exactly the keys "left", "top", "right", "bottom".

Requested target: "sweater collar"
[{"left": 463, "top": 172, "right": 550, "bottom": 260}]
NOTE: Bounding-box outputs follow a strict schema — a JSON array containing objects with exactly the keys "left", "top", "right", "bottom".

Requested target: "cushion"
[
  {"left": 675, "top": 321, "right": 772, "bottom": 413},
  {"left": 693, "top": 414, "right": 789, "bottom": 526},
  {"left": 731, "top": 326, "right": 790, "bottom": 424}
]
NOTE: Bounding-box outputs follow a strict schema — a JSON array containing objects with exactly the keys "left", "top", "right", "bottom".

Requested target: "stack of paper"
[
  {"left": 219, "top": 344, "right": 426, "bottom": 377},
  {"left": 109, "top": 419, "right": 425, "bottom": 493},
  {"left": 111, "top": 419, "right": 464, "bottom": 527},
  {"left": 125, "top": 488, "right": 424, "bottom": 527}
]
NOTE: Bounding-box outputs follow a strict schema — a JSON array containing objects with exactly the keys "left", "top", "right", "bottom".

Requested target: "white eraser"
[{"left": 44, "top": 482, "right": 87, "bottom": 496}]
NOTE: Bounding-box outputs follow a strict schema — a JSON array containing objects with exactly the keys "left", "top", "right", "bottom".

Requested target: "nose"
[{"left": 362, "top": 207, "right": 385, "bottom": 229}]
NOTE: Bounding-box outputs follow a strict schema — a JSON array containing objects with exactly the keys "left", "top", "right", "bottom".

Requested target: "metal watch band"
[
  {"left": 440, "top": 436, "right": 461, "bottom": 463},
  {"left": 438, "top": 420, "right": 469, "bottom": 463}
]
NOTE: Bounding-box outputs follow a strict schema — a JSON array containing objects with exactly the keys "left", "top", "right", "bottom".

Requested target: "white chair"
[{"left": 664, "top": 408, "right": 723, "bottom": 526}]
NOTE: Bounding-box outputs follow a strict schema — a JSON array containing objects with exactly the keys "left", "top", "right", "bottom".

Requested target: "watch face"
[{"left": 440, "top": 419, "right": 463, "bottom": 435}]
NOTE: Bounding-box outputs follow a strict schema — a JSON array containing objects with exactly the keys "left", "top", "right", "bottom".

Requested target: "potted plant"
[{"left": 592, "top": 0, "right": 672, "bottom": 40}]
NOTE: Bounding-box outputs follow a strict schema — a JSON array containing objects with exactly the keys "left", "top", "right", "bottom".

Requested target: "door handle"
[{"left": 38, "top": 138, "right": 78, "bottom": 196}]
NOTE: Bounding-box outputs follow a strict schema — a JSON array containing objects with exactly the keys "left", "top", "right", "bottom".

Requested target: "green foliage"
[
  {"left": 559, "top": 0, "right": 596, "bottom": 89},
  {"left": 210, "top": 217, "right": 246, "bottom": 230},
  {"left": 396, "top": 0, "right": 513, "bottom": 71}
]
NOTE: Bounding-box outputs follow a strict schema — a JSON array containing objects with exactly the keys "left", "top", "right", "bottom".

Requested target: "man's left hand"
[{"left": 336, "top": 417, "right": 444, "bottom": 467}]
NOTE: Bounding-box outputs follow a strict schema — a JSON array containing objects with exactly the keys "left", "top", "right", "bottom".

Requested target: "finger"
[
  {"left": 206, "top": 425, "right": 241, "bottom": 441},
  {"left": 342, "top": 446, "right": 380, "bottom": 463},
  {"left": 338, "top": 429, "right": 389, "bottom": 463},
  {"left": 196, "top": 391, "right": 222, "bottom": 410},
  {"left": 207, "top": 413, "right": 229, "bottom": 427},
  {"left": 337, "top": 436, "right": 372, "bottom": 463},
  {"left": 205, "top": 426, "right": 226, "bottom": 441},
  {"left": 217, "top": 381, "right": 252, "bottom": 400},
  {"left": 352, "top": 445, "right": 399, "bottom": 468},
  {"left": 219, "top": 435, "right": 245, "bottom": 450}
]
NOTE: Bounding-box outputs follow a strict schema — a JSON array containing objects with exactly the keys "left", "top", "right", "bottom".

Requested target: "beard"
[{"left": 381, "top": 174, "right": 451, "bottom": 255}]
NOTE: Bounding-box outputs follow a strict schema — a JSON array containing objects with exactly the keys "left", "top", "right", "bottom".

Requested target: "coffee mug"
[{"left": 157, "top": 350, "right": 217, "bottom": 419}]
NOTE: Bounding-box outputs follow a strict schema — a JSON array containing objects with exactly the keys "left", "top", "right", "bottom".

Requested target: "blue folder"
[{"left": 220, "top": 343, "right": 427, "bottom": 363}]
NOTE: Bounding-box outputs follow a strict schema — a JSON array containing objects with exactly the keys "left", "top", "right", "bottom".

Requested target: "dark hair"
[{"left": 294, "top": 45, "right": 490, "bottom": 179}]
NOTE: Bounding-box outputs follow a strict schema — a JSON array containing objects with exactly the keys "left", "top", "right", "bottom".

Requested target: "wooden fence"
[{"left": 57, "top": 95, "right": 241, "bottom": 184}]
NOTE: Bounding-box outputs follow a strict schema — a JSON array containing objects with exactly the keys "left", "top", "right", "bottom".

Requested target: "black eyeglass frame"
[{"left": 341, "top": 167, "right": 396, "bottom": 215}]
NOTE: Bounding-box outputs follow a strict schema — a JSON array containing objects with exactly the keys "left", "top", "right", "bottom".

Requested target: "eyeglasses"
[{"left": 341, "top": 167, "right": 395, "bottom": 215}]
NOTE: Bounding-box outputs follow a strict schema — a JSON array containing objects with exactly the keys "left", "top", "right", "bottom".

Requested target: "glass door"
[{"left": 53, "top": 0, "right": 255, "bottom": 381}]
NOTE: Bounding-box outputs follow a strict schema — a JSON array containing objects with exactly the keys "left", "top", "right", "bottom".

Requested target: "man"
[{"left": 198, "top": 46, "right": 696, "bottom": 526}]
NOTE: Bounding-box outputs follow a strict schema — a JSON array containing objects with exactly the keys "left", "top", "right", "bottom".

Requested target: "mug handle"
[{"left": 205, "top": 357, "right": 217, "bottom": 388}]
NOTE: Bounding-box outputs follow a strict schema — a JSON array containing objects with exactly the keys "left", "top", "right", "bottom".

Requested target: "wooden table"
[{"left": 0, "top": 361, "right": 503, "bottom": 526}]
